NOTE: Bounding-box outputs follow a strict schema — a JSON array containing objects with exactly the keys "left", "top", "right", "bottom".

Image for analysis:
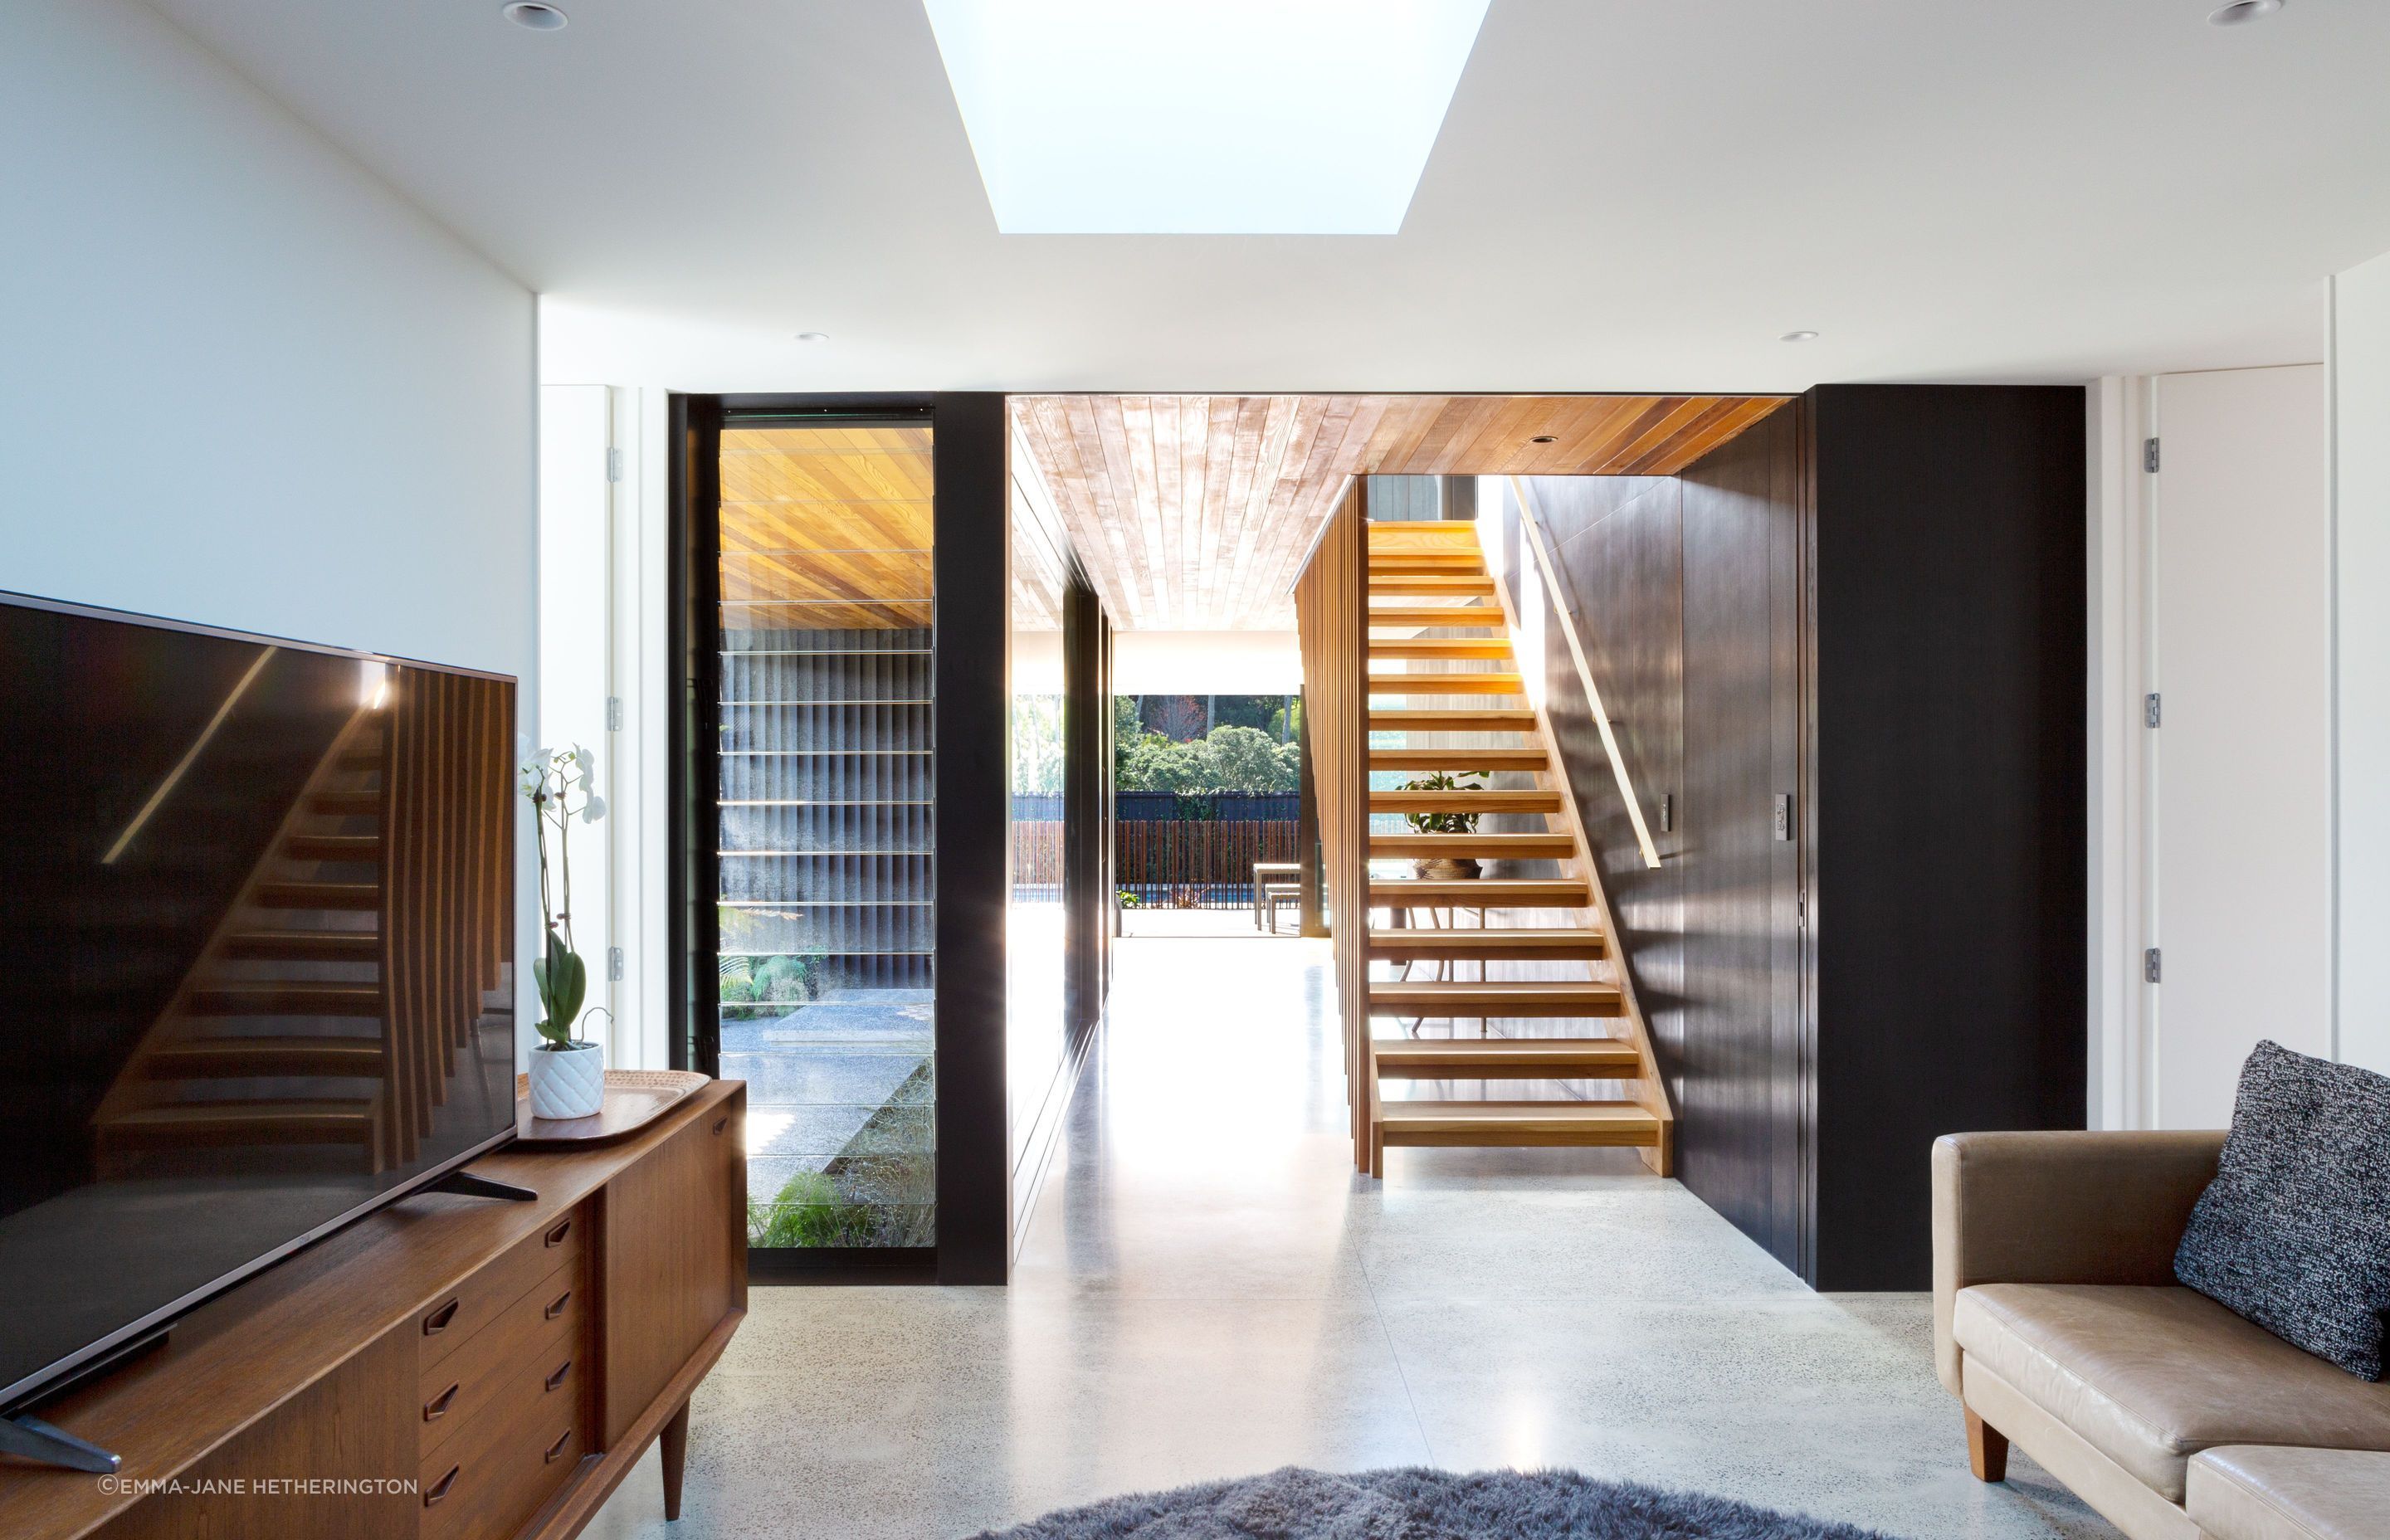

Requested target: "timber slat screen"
[
  {"left": 1292, "top": 484, "right": 1370, "bottom": 1150},
  {"left": 1016, "top": 793, "right": 1299, "bottom": 909}
]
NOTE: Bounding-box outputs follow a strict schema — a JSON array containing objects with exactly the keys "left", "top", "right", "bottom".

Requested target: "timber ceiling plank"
[{"left": 1008, "top": 392, "right": 1788, "bottom": 631}]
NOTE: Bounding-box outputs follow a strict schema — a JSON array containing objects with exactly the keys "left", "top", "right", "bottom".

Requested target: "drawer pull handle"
[
  {"left": 425, "top": 1465, "right": 459, "bottom": 1507},
  {"left": 423, "top": 1382, "right": 460, "bottom": 1422},
  {"left": 545, "top": 1359, "right": 573, "bottom": 1393},
  {"left": 544, "top": 1429, "right": 573, "bottom": 1464},
  {"left": 544, "top": 1289, "right": 572, "bottom": 1321},
  {"left": 544, "top": 1217, "right": 573, "bottom": 1247},
  {"left": 713, "top": 1116, "right": 729, "bottom": 1135},
  {"left": 422, "top": 1299, "right": 459, "bottom": 1336}
]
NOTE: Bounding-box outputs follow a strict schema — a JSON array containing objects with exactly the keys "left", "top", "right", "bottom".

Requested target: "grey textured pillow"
[{"left": 2175, "top": 1040, "right": 2390, "bottom": 1378}]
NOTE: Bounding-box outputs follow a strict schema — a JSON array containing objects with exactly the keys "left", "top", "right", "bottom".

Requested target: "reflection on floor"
[
  {"left": 1118, "top": 904, "right": 1297, "bottom": 938},
  {"left": 588, "top": 936, "right": 2120, "bottom": 1540}
]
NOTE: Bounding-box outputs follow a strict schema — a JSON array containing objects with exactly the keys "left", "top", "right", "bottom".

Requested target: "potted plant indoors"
[
  {"left": 521, "top": 744, "right": 610, "bottom": 1119},
  {"left": 1402, "top": 769, "right": 1487, "bottom": 880}
]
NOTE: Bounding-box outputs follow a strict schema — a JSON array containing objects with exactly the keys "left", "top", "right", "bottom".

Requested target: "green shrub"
[{"left": 748, "top": 1170, "right": 848, "bottom": 1248}]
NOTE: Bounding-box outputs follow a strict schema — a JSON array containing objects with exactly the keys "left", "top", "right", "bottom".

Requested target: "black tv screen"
[{"left": 0, "top": 594, "right": 519, "bottom": 1411}]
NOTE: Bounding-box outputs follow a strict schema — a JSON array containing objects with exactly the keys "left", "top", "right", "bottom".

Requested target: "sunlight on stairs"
[{"left": 1356, "top": 516, "right": 1675, "bottom": 1179}]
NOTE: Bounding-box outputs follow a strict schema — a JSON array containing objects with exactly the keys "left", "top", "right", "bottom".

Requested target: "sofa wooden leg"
[{"left": 1966, "top": 1409, "right": 2009, "bottom": 1483}]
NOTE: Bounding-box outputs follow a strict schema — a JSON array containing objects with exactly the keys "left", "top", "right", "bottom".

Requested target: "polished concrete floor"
[{"left": 588, "top": 935, "right": 2121, "bottom": 1540}]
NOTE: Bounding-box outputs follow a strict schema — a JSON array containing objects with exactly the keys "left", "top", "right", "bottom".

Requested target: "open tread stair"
[
  {"left": 1307, "top": 509, "right": 1676, "bottom": 1177},
  {"left": 1365, "top": 574, "right": 1497, "bottom": 597},
  {"left": 1366, "top": 606, "right": 1508, "bottom": 628},
  {"left": 1368, "top": 981, "right": 1625, "bottom": 1017},
  {"left": 1373, "top": 1037, "right": 1639, "bottom": 1079},
  {"left": 1370, "top": 1103, "right": 1661, "bottom": 1174},
  {"left": 1373, "top": 877, "right": 1590, "bottom": 905},
  {"left": 1368, "top": 927, "right": 1605, "bottom": 961},
  {"left": 1368, "top": 638, "right": 1514, "bottom": 660},
  {"left": 1369, "top": 747, "right": 1548, "bottom": 772},
  {"left": 1369, "top": 832, "right": 1573, "bottom": 859},
  {"left": 1369, "top": 787, "right": 1558, "bottom": 815},
  {"left": 1366, "top": 671, "right": 1523, "bottom": 695}
]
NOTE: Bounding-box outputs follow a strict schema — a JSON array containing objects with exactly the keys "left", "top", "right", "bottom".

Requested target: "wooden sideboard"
[{"left": 0, "top": 1080, "right": 747, "bottom": 1540}]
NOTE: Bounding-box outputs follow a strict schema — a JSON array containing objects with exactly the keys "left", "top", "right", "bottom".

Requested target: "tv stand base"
[
  {"left": 0, "top": 1412, "right": 120, "bottom": 1474},
  {"left": 427, "top": 1169, "right": 536, "bottom": 1201}
]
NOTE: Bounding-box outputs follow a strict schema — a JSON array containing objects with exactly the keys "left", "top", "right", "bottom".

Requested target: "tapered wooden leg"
[
  {"left": 661, "top": 1400, "right": 690, "bottom": 1521},
  {"left": 1966, "top": 1409, "right": 2009, "bottom": 1483}
]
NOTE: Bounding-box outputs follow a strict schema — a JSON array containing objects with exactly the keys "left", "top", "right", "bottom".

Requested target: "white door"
[
  {"left": 2149, "top": 365, "right": 2329, "bottom": 1127},
  {"left": 537, "top": 385, "right": 614, "bottom": 1054}
]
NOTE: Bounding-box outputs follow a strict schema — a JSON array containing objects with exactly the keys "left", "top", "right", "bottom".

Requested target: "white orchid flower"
[{"left": 582, "top": 794, "right": 607, "bottom": 824}]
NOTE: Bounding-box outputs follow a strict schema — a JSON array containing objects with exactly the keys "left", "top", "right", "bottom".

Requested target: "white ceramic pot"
[{"left": 528, "top": 1040, "right": 606, "bottom": 1119}]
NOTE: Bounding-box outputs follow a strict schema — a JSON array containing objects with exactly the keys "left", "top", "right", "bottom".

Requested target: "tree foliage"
[{"left": 1115, "top": 723, "right": 1300, "bottom": 792}]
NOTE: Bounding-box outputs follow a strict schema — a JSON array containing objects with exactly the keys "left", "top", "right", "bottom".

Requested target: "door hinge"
[
  {"left": 2144, "top": 437, "right": 2161, "bottom": 473},
  {"left": 2144, "top": 948, "right": 2162, "bottom": 984},
  {"left": 607, "top": 946, "right": 625, "bottom": 983},
  {"left": 605, "top": 446, "right": 625, "bottom": 483},
  {"left": 1773, "top": 792, "right": 1793, "bottom": 841},
  {"left": 1657, "top": 792, "right": 1674, "bottom": 835},
  {"left": 2144, "top": 693, "right": 2161, "bottom": 729},
  {"left": 606, "top": 695, "right": 623, "bottom": 731}
]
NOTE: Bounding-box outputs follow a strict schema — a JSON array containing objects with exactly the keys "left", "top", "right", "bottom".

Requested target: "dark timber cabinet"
[
  {"left": 2, "top": 1082, "right": 747, "bottom": 1540},
  {"left": 1515, "top": 385, "right": 2086, "bottom": 1290}
]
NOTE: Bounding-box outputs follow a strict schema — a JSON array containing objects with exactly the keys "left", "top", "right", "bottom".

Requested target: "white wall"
[
  {"left": 539, "top": 386, "right": 617, "bottom": 1054},
  {"left": 0, "top": 1, "right": 541, "bottom": 1047},
  {"left": 2333, "top": 251, "right": 2390, "bottom": 1076}
]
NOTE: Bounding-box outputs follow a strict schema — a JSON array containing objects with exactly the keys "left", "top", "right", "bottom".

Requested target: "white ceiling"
[{"left": 149, "top": 0, "right": 2390, "bottom": 392}]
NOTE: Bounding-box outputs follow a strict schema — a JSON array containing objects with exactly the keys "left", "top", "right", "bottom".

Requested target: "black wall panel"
[{"left": 1514, "top": 387, "right": 2086, "bottom": 1289}]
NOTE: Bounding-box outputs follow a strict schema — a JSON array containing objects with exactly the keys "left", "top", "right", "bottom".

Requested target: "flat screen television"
[{"left": 0, "top": 592, "right": 519, "bottom": 1422}]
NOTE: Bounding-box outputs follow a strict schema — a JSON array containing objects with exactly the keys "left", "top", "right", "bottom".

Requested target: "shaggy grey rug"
[{"left": 968, "top": 1466, "right": 1902, "bottom": 1538}]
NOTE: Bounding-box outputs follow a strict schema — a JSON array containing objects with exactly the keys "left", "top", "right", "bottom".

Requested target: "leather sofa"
[{"left": 1933, "top": 1131, "right": 2390, "bottom": 1540}]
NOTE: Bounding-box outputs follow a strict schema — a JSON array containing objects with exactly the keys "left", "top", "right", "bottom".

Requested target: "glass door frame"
[{"left": 669, "top": 392, "right": 1013, "bottom": 1284}]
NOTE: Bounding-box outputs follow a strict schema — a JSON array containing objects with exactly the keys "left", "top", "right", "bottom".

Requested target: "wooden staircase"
[
  {"left": 93, "top": 709, "right": 402, "bottom": 1170},
  {"left": 1323, "top": 514, "right": 1675, "bottom": 1177}
]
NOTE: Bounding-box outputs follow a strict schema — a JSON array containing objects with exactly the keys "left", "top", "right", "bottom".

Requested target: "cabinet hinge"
[
  {"left": 2144, "top": 948, "right": 2162, "bottom": 984},
  {"left": 607, "top": 946, "right": 625, "bottom": 983},
  {"left": 2144, "top": 437, "right": 2161, "bottom": 473},
  {"left": 607, "top": 695, "right": 623, "bottom": 732},
  {"left": 2144, "top": 693, "right": 2161, "bottom": 729},
  {"left": 605, "top": 446, "right": 625, "bottom": 483}
]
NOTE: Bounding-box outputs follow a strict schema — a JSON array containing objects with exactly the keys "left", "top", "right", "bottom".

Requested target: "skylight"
[{"left": 922, "top": 0, "right": 1491, "bottom": 235}]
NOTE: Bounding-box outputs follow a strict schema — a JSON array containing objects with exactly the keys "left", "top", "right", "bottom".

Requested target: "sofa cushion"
[
  {"left": 1952, "top": 1283, "right": 2390, "bottom": 1502},
  {"left": 2175, "top": 1039, "right": 2390, "bottom": 1377},
  {"left": 2188, "top": 1446, "right": 2390, "bottom": 1540}
]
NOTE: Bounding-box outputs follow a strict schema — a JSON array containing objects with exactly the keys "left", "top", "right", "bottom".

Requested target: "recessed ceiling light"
[
  {"left": 503, "top": 2, "right": 568, "bottom": 29},
  {"left": 2209, "top": 0, "right": 2281, "bottom": 23},
  {"left": 1780, "top": 330, "right": 1821, "bottom": 343},
  {"left": 794, "top": 332, "right": 830, "bottom": 344},
  {"left": 923, "top": 0, "right": 1491, "bottom": 234},
  {"left": 1529, "top": 436, "right": 1558, "bottom": 444}
]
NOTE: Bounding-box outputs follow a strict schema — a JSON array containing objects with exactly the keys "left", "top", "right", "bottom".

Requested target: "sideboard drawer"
[
  {"left": 417, "top": 1204, "right": 585, "bottom": 1372},
  {"left": 417, "top": 1255, "right": 582, "bottom": 1460},
  {"left": 417, "top": 1395, "right": 586, "bottom": 1540}
]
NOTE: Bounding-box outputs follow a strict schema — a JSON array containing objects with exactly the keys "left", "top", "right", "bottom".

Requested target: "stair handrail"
[{"left": 1504, "top": 476, "right": 1662, "bottom": 872}]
